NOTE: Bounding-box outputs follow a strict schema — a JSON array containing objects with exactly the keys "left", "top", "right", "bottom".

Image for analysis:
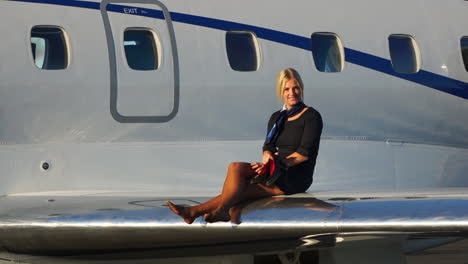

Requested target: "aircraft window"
[
  {"left": 30, "top": 26, "right": 69, "bottom": 70},
  {"left": 388, "top": 34, "right": 421, "bottom": 74},
  {"left": 461, "top": 37, "right": 468, "bottom": 72},
  {"left": 311, "top": 33, "right": 345, "bottom": 72},
  {"left": 225, "top": 31, "right": 260, "bottom": 71},
  {"left": 124, "top": 28, "right": 161, "bottom": 71}
]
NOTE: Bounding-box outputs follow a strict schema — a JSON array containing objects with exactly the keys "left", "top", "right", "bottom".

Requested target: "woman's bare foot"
[
  {"left": 204, "top": 208, "right": 230, "bottom": 223},
  {"left": 229, "top": 206, "right": 242, "bottom": 224},
  {"left": 203, "top": 213, "right": 212, "bottom": 222},
  {"left": 166, "top": 200, "right": 196, "bottom": 224},
  {"left": 203, "top": 206, "right": 243, "bottom": 224}
]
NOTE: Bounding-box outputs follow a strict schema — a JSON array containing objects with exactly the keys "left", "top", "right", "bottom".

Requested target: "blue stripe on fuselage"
[{"left": 6, "top": 0, "right": 468, "bottom": 99}]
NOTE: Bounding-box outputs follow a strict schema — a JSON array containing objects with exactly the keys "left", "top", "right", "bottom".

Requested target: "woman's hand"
[
  {"left": 262, "top": 151, "right": 275, "bottom": 164},
  {"left": 250, "top": 162, "right": 265, "bottom": 175}
]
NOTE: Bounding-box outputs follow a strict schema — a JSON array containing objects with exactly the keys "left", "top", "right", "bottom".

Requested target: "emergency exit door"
[{"left": 101, "top": 0, "right": 179, "bottom": 122}]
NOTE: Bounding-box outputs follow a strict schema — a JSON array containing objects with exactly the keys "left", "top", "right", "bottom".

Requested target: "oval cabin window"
[
  {"left": 30, "top": 26, "right": 69, "bottom": 70},
  {"left": 461, "top": 37, "right": 468, "bottom": 72},
  {"left": 388, "top": 34, "right": 421, "bottom": 74},
  {"left": 124, "top": 28, "right": 161, "bottom": 71},
  {"left": 311, "top": 32, "right": 345, "bottom": 73},
  {"left": 225, "top": 31, "right": 261, "bottom": 72}
]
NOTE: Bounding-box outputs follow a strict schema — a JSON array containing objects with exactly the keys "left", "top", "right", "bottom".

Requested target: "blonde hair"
[{"left": 276, "top": 68, "right": 304, "bottom": 101}]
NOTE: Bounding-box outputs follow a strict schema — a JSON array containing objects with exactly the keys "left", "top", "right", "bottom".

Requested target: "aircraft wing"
[{"left": 1, "top": 190, "right": 468, "bottom": 260}]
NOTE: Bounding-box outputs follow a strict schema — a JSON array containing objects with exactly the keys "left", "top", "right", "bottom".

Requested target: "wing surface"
[{"left": 1, "top": 190, "right": 468, "bottom": 257}]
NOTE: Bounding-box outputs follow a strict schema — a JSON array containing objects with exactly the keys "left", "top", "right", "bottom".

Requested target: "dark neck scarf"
[{"left": 265, "top": 101, "right": 306, "bottom": 145}]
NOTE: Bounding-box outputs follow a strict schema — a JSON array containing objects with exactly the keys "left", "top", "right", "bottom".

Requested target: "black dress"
[{"left": 262, "top": 107, "right": 323, "bottom": 194}]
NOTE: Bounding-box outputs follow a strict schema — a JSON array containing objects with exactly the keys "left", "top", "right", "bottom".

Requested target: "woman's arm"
[
  {"left": 282, "top": 110, "right": 323, "bottom": 168},
  {"left": 262, "top": 112, "right": 280, "bottom": 160},
  {"left": 282, "top": 152, "right": 308, "bottom": 167}
]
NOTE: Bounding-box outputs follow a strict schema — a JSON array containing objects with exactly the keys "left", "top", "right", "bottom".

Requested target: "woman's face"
[{"left": 283, "top": 78, "right": 302, "bottom": 109}]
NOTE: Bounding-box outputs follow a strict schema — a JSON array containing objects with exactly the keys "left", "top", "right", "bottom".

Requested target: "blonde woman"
[{"left": 167, "top": 68, "right": 323, "bottom": 224}]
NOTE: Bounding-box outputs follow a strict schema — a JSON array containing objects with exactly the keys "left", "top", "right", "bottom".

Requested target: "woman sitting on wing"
[{"left": 167, "top": 68, "right": 323, "bottom": 224}]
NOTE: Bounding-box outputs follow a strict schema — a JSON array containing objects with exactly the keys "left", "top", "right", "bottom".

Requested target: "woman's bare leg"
[
  {"left": 167, "top": 162, "right": 284, "bottom": 224},
  {"left": 207, "top": 162, "right": 269, "bottom": 222},
  {"left": 167, "top": 195, "right": 222, "bottom": 224},
  {"left": 207, "top": 162, "right": 284, "bottom": 222}
]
